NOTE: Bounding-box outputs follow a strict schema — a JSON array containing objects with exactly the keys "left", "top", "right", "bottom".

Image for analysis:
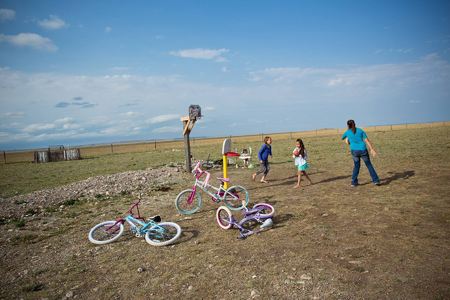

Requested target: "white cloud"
[
  {"left": 169, "top": 48, "right": 229, "bottom": 62},
  {"left": 152, "top": 126, "right": 179, "bottom": 133},
  {"left": 122, "top": 111, "right": 141, "bottom": 118},
  {"left": 23, "top": 122, "right": 56, "bottom": 133},
  {"left": 249, "top": 67, "right": 328, "bottom": 83},
  {"left": 3, "top": 112, "right": 25, "bottom": 118},
  {"left": 0, "top": 8, "right": 15, "bottom": 22},
  {"left": 38, "top": 15, "right": 67, "bottom": 30},
  {"left": 0, "top": 33, "right": 58, "bottom": 51},
  {"left": 375, "top": 48, "right": 413, "bottom": 55},
  {"left": 1, "top": 53, "right": 449, "bottom": 148},
  {"left": 147, "top": 114, "right": 180, "bottom": 124},
  {"left": 105, "top": 26, "right": 112, "bottom": 33}
]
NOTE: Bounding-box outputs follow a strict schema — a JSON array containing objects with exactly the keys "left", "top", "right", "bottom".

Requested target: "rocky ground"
[{"left": 0, "top": 165, "right": 184, "bottom": 221}]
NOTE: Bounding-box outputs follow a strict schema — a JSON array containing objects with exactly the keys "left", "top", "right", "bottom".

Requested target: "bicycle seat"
[
  {"left": 148, "top": 215, "right": 161, "bottom": 223},
  {"left": 217, "top": 177, "right": 230, "bottom": 183}
]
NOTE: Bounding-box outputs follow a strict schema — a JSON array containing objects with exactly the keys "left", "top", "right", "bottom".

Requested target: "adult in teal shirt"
[{"left": 341, "top": 120, "right": 380, "bottom": 186}]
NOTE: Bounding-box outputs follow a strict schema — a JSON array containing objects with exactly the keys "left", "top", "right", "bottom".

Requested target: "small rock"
[
  {"left": 66, "top": 291, "right": 73, "bottom": 298},
  {"left": 321, "top": 213, "right": 328, "bottom": 217},
  {"left": 250, "top": 290, "right": 257, "bottom": 297},
  {"left": 300, "top": 274, "right": 311, "bottom": 280},
  {"left": 252, "top": 275, "right": 257, "bottom": 279},
  {"left": 349, "top": 260, "right": 361, "bottom": 264},
  {"left": 187, "top": 285, "right": 193, "bottom": 290},
  {"left": 137, "top": 267, "right": 145, "bottom": 273}
]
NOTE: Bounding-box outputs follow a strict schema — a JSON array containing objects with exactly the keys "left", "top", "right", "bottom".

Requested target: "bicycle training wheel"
[
  {"left": 223, "top": 185, "right": 249, "bottom": 210},
  {"left": 88, "top": 221, "right": 124, "bottom": 245},
  {"left": 175, "top": 189, "right": 202, "bottom": 215},
  {"left": 216, "top": 206, "right": 233, "bottom": 230},
  {"left": 145, "top": 222, "right": 182, "bottom": 246},
  {"left": 253, "top": 203, "right": 275, "bottom": 218}
]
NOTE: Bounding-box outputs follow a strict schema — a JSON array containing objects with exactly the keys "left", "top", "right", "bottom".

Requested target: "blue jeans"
[{"left": 351, "top": 150, "right": 379, "bottom": 185}]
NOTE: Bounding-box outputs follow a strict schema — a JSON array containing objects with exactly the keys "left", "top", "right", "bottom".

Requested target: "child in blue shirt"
[
  {"left": 252, "top": 136, "right": 272, "bottom": 183},
  {"left": 341, "top": 120, "right": 380, "bottom": 186}
]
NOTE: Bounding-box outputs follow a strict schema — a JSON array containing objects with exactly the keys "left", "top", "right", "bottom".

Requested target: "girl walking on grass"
[
  {"left": 252, "top": 136, "right": 272, "bottom": 183},
  {"left": 341, "top": 119, "right": 380, "bottom": 187},
  {"left": 293, "top": 138, "right": 313, "bottom": 188}
]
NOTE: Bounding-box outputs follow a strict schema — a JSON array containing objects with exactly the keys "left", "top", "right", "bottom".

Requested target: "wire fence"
[{"left": 1, "top": 121, "right": 449, "bottom": 164}]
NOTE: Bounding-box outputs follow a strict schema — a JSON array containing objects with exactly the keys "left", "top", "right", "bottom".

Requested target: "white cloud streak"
[
  {"left": 147, "top": 114, "right": 180, "bottom": 124},
  {"left": 0, "top": 8, "right": 15, "bottom": 22},
  {"left": 169, "top": 48, "right": 229, "bottom": 62},
  {"left": 152, "top": 126, "right": 179, "bottom": 133},
  {"left": 0, "top": 33, "right": 58, "bottom": 51},
  {"left": 38, "top": 15, "right": 67, "bottom": 30},
  {"left": 0, "top": 54, "right": 448, "bottom": 148}
]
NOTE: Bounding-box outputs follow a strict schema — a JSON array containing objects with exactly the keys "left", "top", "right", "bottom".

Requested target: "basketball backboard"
[{"left": 222, "top": 138, "right": 231, "bottom": 155}]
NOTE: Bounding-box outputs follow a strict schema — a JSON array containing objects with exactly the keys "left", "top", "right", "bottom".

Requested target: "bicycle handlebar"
[{"left": 192, "top": 161, "right": 211, "bottom": 187}]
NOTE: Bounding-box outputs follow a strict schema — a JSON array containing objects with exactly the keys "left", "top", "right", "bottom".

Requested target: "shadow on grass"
[
  {"left": 314, "top": 175, "right": 352, "bottom": 184},
  {"left": 273, "top": 213, "right": 294, "bottom": 228},
  {"left": 177, "top": 228, "right": 199, "bottom": 244},
  {"left": 382, "top": 170, "right": 415, "bottom": 185},
  {"left": 247, "top": 171, "right": 329, "bottom": 190}
]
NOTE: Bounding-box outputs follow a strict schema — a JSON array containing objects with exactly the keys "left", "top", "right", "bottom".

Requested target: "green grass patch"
[{"left": 12, "top": 218, "right": 26, "bottom": 228}]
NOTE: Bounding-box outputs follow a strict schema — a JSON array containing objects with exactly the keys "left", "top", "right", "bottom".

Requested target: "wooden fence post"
[
  {"left": 154, "top": 140, "right": 156, "bottom": 149},
  {"left": 110, "top": 144, "right": 113, "bottom": 153},
  {"left": 3, "top": 151, "right": 6, "bottom": 164}
]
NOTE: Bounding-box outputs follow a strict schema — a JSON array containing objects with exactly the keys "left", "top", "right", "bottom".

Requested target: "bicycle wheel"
[
  {"left": 253, "top": 203, "right": 275, "bottom": 218},
  {"left": 145, "top": 222, "right": 182, "bottom": 246},
  {"left": 88, "top": 221, "right": 124, "bottom": 245},
  {"left": 175, "top": 189, "right": 202, "bottom": 215},
  {"left": 223, "top": 185, "right": 249, "bottom": 210},
  {"left": 216, "top": 206, "right": 232, "bottom": 230}
]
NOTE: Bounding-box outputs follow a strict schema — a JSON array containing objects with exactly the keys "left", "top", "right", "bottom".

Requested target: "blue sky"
[{"left": 0, "top": 0, "right": 449, "bottom": 150}]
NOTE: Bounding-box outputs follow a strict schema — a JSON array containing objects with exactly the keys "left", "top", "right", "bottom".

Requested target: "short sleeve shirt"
[{"left": 341, "top": 128, "right": 368, "bottom": 151}]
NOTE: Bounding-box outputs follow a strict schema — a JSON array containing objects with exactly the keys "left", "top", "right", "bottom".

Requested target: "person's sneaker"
[
  {"left": 374, "top": 182, "right": 381, "bottom": 186},
  {"left": 351, "top": 183, "right": 358, "bottom": 187}
]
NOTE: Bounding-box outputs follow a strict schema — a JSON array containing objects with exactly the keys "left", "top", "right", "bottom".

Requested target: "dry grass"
[
  {"left": 0, "top": 125, "right": 449, "bottom": 299},
  {"left": 2, "top": 121, "right": 449, "bottom": 164}
]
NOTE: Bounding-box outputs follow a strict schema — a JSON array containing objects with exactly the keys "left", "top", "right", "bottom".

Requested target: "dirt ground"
[{"left": 1, "top": 129, "right": 449, "bottom": 299}]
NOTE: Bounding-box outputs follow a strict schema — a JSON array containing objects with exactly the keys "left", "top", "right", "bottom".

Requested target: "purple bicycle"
[{"left": 216, "top": 203, "right": 275, "bottom": 239}]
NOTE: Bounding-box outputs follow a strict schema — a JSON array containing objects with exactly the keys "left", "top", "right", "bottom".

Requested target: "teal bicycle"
[{"left": 88, "top": 197, "right": 181, "bottom": 246}]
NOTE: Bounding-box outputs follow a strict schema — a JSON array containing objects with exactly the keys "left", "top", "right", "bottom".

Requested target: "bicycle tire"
[
  {"left": 145, "top": 222, "right": 182, "bottom": 246},
  {"left": 253, "top": 203, "right": 275, "bottom": 218},
  {"left": 216, "top": 206, "right": 232, "bottom": 230},
  {"left": 223, "top": 185, "right": 249, "bottom": 210},
  {"left": 88, "top": 221, "right": 124, "bottom": 245},
  {"left": 175, "top": 189, "right": 202, "bottom": 215}
]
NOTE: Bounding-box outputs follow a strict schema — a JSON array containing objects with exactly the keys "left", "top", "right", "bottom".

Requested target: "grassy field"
[
  {"left": 1, "top": 121, "right": 448, "bottom": 165},
  {"left": 0, "top": 125, "right": 449, "bottom": 299},
  {"left": 1, "top": 122, "right": 449, "bottom": 198}
]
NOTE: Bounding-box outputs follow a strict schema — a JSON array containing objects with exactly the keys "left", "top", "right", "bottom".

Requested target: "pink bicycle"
[{"left": 175, "top": 161, "right": 249, "bottom": 215}]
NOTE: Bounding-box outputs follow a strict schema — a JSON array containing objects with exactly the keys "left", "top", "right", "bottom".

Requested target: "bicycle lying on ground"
[
  {"left": 175, "top": 161, "right": 249, "bottom": 215},
  {"left": 215, "top": 202, "right": 275, "bottom": 239},
  {"left": 88, "top": 196, "right": 182, "bottom": 246}
]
